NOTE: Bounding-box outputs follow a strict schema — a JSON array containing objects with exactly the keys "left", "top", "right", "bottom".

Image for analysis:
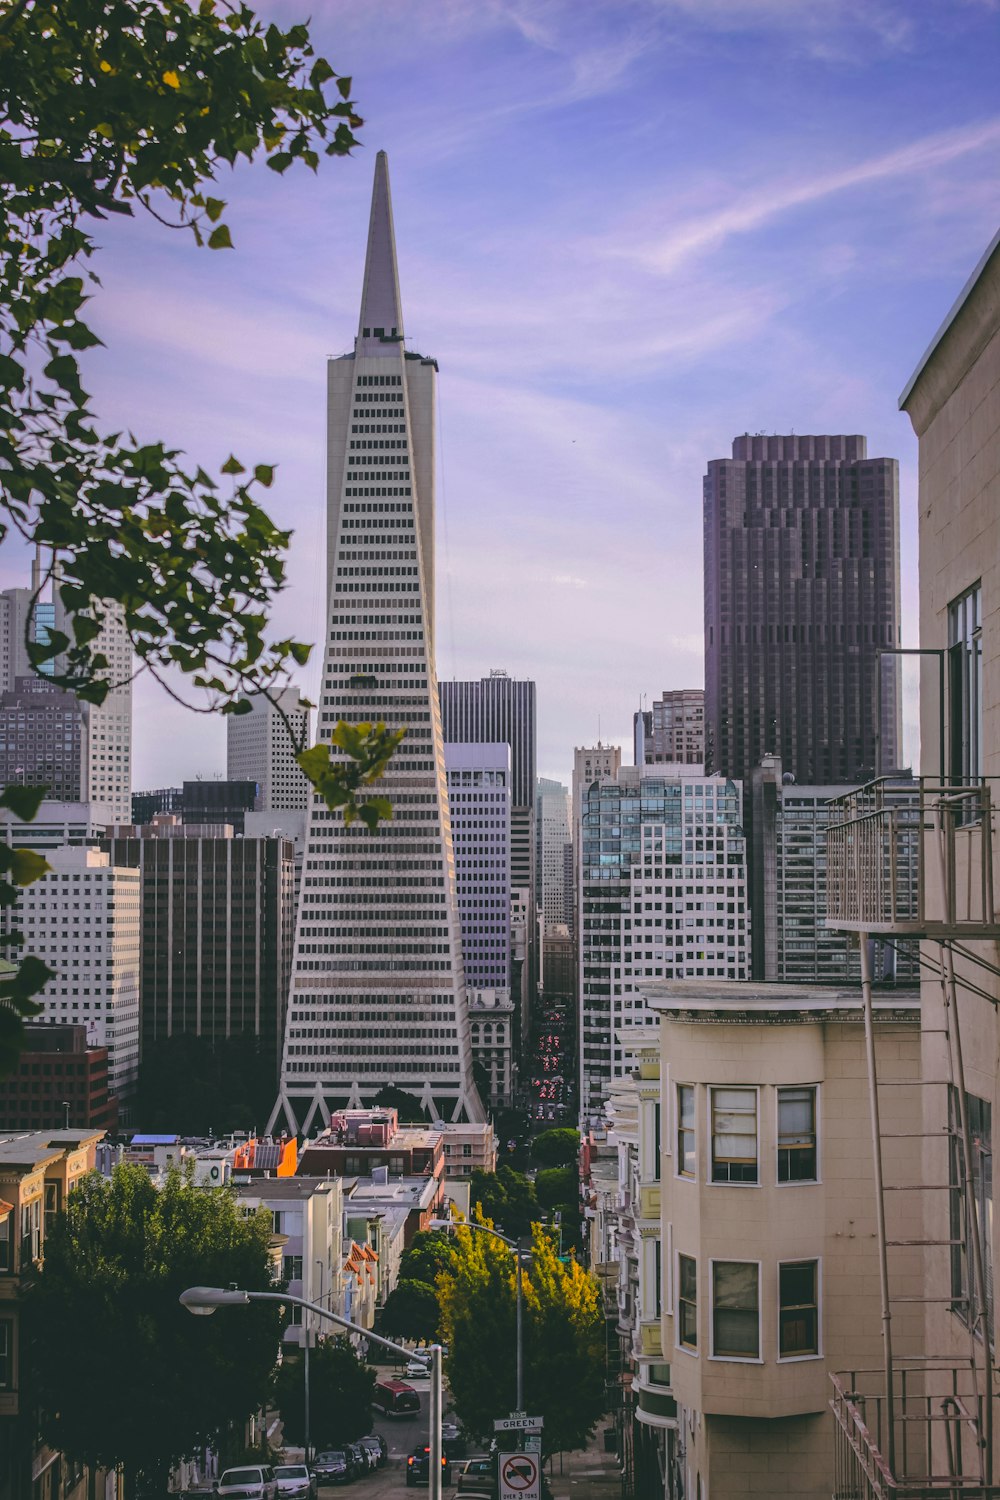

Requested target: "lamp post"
[
  {"left": 430, "top": 1216, "right": 528, "bottom": 1414},
  {"left": 179, "top": 1286, "right": 443, "bottom": 1500}
]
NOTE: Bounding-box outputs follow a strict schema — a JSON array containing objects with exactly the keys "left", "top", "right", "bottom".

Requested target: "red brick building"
[{"left": 0, "top": 1025, "right": 118, "bottom": 1133}]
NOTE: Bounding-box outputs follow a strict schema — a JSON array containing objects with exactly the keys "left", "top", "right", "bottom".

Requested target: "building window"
[
  {"left": 0, "top": 1215, "right": 10, "bottom": 1274},
  {"left": 678, "top": 1255, "right": 697, "bottom": 1349},
  {"left": 654, "top": 1101, "right": 661, "bottom": 1181},
  {"left": 948, "top": 582, "right": 982, "bottom": 785},
  {"left": 20, "top": 1198, "right": 41, "bottom": 1265},
  {"left": 712, "top": 1261, "right": 760, "bottom": 1359},
  {"left": 283, "top": 1255, "right": 304, "bottom": 1282},
  {"left": 711, "top": 1088, "right": 758, "bottom": 1183},
  {"left": 777, "top": 1087, "right": 817, "bottom": 1182},
  {"left": 44, "top": 1180, "right": 61, "bottom": 1240},
  {"left": 677, "top": 1085, "right": 695, "bottom": 1177},
  {"left": 0, "top": 1317, "right": 11, "bottom": 1389},
  {"left": 779, "top": 1260, "right": 819, "bottom": 1357},
  {"left": 950, "top": 1088, "right": 993, "bottom": 1339}
]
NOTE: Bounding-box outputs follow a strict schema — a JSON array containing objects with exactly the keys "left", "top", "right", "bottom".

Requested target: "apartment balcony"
[
  {"left": 831, "top": 1367, "right": 996, "bottom": 1499},
  {"left": 825, "top": 777, "right": 1000, "bottom": 939}
]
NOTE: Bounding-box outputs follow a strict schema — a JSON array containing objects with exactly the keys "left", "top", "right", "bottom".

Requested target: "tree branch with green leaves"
[{"left": 0, "top": 0, "right": 401, "bottom": 1073}]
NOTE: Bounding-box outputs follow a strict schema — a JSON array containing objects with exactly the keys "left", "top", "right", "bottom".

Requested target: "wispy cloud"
[{"left": 617, "top": 116, "right": 1000, "bottom": 275}]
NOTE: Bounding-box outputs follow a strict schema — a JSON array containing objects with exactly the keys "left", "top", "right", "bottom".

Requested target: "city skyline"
[{"left": 2, "top": 2, "right": 997, "bottom": 784}]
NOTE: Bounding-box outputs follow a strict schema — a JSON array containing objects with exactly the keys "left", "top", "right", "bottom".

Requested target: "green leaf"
[
  {"left": 207, "top": 224, "right": 233, "bottom": 250},
  {"left": 0, "top": 786, "right": 48, "bottom": 821},
  {"left": 289, "top": 641, "right": 311, "bottom": 666},
  {"left": 204, "top": 197, "right": 226, "bottom": 223},
  {"left": 337, "top": 75, "right": 353, "bottom": 99},
  {"left": 221, "top": 455, "right": 245, "bottom": 475},
  {"left": 253, "top": 464, "right": 275, "bottom": 487},
  {"left": 10, "top": 849, "right": 52, "bottom": 887}
]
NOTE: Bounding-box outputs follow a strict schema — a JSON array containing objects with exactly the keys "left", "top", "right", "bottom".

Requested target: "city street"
[{"left": 314, "top": 1404, "right": 468, "bottom": 1499}]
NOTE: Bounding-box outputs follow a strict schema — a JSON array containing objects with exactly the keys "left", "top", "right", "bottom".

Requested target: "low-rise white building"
[
  {"left": 233, "top": 1175, "right": 344, "bottom": 1348},
  {"left": 467, "top": 988, "right": 515, "bottom": 1108}
]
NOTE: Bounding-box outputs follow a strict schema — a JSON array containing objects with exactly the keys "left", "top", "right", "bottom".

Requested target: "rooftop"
[
  {"left": 233, "top": 1176, "right": 339, "bottom": 1201},
  {"left": 640, "top": 979, "right": 919, "bottom": 1023}
]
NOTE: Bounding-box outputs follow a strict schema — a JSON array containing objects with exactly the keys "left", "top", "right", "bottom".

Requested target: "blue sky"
[{"left": 9, "top": 0, "right": 1000, "bottom": 784}]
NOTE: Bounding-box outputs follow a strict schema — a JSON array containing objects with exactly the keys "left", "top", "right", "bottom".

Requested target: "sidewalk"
[{"left": 546, "top": 1430, "right": 622, "bottom": 1500}]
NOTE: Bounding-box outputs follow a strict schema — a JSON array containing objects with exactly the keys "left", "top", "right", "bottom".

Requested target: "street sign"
[
  {"left": 523, "top": 1435, "right": 542, "bottom": 1455},
  {"left": 494, "top": 1415, "right": 544, "bottom": 1432},
  {"left": 499, "top": 1451, "right": 541, "bottom": 1500}
]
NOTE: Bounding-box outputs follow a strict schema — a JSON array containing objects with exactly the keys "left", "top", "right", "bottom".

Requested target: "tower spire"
[{"left": 357, "top": 150, "right": 404, "bottom": 345}]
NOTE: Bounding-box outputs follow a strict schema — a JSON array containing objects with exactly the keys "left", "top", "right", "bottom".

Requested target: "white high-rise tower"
[{"left": 271, "top": 154, "right": 483, "bottom": 1131}]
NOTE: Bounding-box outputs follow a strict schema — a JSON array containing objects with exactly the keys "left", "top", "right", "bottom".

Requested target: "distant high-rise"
[
  {"left": 444, "top": 742, "right": 511, "bottom": 991},
  {"left": 0, "top": 676, "right": 82, "bottom": 801},
  {"left": 536, "top": 777, "right": 571, "bottom": 931},
  {"left": 227, "top": 686, "right": 312, "bottom": 812},
  {"left": 272, "top": 153, "right": 482, "bottom": 1131},
  {"left": 704, "top": 434, "right": 901, "bottom": 784},
  {"left": 182, "top": 778, "right": 258, "bottom": 833},
  {"left": 634, "top": 689, "right": 704, "bottom": 767},
  {"left": 439, "top": 672, "right": 536, "bottom": 892},
  {"left": 53, "top": 593, "right": 133, "bottom": 822}
]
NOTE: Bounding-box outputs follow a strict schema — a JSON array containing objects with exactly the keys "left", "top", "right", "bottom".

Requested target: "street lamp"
[
  {"left": 179, "top": 1286, "right": 443, "bottom": 1500},
  {"left": 430, "top": 1216, "right": 529, "bottom": 1413}
]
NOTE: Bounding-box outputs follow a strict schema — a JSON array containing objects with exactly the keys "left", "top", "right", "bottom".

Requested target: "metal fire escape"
[{"left": 826, "top": 775, "right": 1000, "bottom": 1499}]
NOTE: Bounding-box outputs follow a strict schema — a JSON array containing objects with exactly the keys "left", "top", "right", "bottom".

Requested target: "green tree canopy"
[
  {"left": 372, "top": 1084, "right": 426, "bottom": 1124},
  {"left": 273, "top": 1336, "right": 376, "bottom": 1450},
  {"left": 437, "top": 1221, "right": 605, "bottom": 1455},
  {"left": 137, "top": 1033, "right": 277, "bottom": 1136},
  {"left": 379, "top": 1278, "right": 441, "bottom": 1344},
  {"left": 397, "top": 1228, "right": 458, "bottom": 1287},
  {"left": 535, "top": 1167, "right": 578, "bottom": 1213},
  {"left": 469, "top": 1165, "right": 538, "bottom": 1240},
  {"left": 530, "top": 1128, "right": 580, "bottom": 1169},
  {"left": 27, "top": 1162, "right": 282, "bottom": 1499},
  {"left": 0, "top": 0, "right": 404, "bottom": 1072}
]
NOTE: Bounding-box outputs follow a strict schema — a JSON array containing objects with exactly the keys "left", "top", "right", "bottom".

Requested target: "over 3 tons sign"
[{"left": 499, "top": 1452, "right": 541, "bottom": 1500}]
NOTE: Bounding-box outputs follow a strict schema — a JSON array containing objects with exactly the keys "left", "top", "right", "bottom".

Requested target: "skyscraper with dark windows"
[
  {"left": 704, "top": 433, "right": 901, "bottom": 785},
  {"left": 271, "top": 153, "right": 482, "bottom": 1133}
]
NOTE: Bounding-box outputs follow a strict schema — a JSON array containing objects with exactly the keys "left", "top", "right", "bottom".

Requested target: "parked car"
[
  {"left": 406, "top": 1445, "right": 452, "bottom": 1488},
  {"left": 310, "top": 1451, "right": 351, "bottom": 1486},
  {"left": 441, "top": 1422, "right": 468, "bottom": 1459},
  {"left": 273, "top": 1465, "right": 317, "bottom": 1500},
  {"left": 215, "top": 1466, "right": 278, "bottom": 1499},
  {"left": 346, "top": 1442, "right": 373, "bottom": 1474},
  {"left": 405, "top": 1356, "right": 431, "bottom": 1380},
  {"left": 456, "top": 1457, "right": 497, "bottom": 1498},
  {"left": 359, "top": 1434, "right": 387, "bottom": 1468}
]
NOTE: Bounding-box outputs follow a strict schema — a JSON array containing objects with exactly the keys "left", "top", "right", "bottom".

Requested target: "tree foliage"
[
  {"left": 468, "top": 1166, "right": 538, "bottom": 1240},
  {"left": 380, "top": 1277, "right": 441, "bottom": 1344},
  {"left": 530, "top": 1128, "right": 580, "bottom": 1169},
  {"left": 0, "top": 0, "right": 404, "bottom": 1073},
  {"left": 137, "top": 1033, "right": 278, "bottom": 1136},
  {"left": 27, "top": 1162, "right": 282, "bottom": 1499},
  {"left": 437, "top": 1221, "right": 605, "bottom": 1455},
  {"left": 397, "top": 1228, "right": 458, "bottom": 1287},
  {"left": 273, "top": 1336, "right": 376, "bottom": 1450},
  {"left": 534, "top": 1166, "right": 577, "bottom": 1213},
  {"left": 372, "top": 1084, "right": 426, "bottom": 1124}
]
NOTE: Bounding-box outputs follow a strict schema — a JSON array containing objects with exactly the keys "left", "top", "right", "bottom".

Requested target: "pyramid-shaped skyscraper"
[{"left": 271, "top": 154, "right": 484, "bottom": 1130}]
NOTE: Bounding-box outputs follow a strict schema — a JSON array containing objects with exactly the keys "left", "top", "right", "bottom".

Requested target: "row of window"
[
  {"left": 677, "top": 1256, "right": 819, "bottom": 1361},
  {"left": 677, "top": 1084, "right": 817, "bottom": 1184}
]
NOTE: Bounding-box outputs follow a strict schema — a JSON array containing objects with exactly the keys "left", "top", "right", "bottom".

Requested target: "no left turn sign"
[{"left": 499, "top": 1451, "right": 541, "bottom": 1500}]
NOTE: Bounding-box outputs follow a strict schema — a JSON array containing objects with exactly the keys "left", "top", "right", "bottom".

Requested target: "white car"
[
  {"left": 215, "top": 1465, "right": 278, "bottom": 1500},
  {"left": 273, "top": 1464, "right": 317, "bottom": 1499},
  {"left": 405, "top": 1356, "right": 431, "bottom": 1380}
]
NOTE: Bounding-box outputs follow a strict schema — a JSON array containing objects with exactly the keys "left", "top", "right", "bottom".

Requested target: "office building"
[
  {"left": 572, "top": 742, "right": 622, "bottom": 835},
  {"left": 272, "top": 153, "right": 482, "bottom": 1131},
  {"left": 181, "top": 778, "right": 258, "bottom": 833},
  {"left": 0, "top": 677, "right": 82, "bottom": 801},
  {"left": 0, "top": 1024, "right": 117, "bottom": 1133},
  {"left": 536, "top": 776, "right": 572, "bottom": 931},
  {"left": 132, "top": 786, "right": 183, "bottom": 824},
  {"left": 634, "top": 689, "right": 704, "bottom": 767},
  {"left": 749, "top": 754, "right": 919, "bottom": 986},
  {"left": 104, "top": 817, "right": 295, "bottom": 1072},
  {"left": 53, "top": 595, "right": 133, "bottom": 822},
  {"left": 578, "top": 767, "right": 749, "bottom": 1123},
  {"left": 444, "top": 742, "right": 511, "bottom": 991},
  {"left": 0, "top": 798, "right": 112, "bottom": 852},
  {"left": 704, "top": 433, "right": 902, "bottom": 785},
  {"left": 467, "top": 987, "right": 515, "bottom": 1108},
  {"left": 15, "top": 846, "right": 140, "bottom": 1096},
  {"left": 227, "top": 686, "right": 312, "bottom": 812},
  {"left": 0, "top": 552, "right": 52, "bottom": 691}
]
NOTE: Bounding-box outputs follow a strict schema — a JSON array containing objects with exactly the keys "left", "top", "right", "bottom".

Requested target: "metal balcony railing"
[
  {"left": 825, "top": 778, "right": 1000, "bottom": 938},
  {"left": 831, "top": 1367, "right": 998, "bottom": 1498}
]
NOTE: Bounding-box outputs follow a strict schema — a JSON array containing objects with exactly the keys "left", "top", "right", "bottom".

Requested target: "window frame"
[
  {"left": 676, "top": 1253, "right": 698, "bottom": 1354},
  {"left": 776, "top": 1085, "right": 820, "bottom": 1185},
  {"left": 0, "top": 1315, "right": 12, "bottom": 1390},
  {"left": 777, "top": 1258, "right": 822, "bottom": 1362},
  {"left": 676, "top": 1084, "right": 696, "bottom": 1180},
  {"left": 947, "top": 582, "right": 983, "bottom": 787},
  {"left": 709, "top": 1085, "right": 759, "bottom": 1186},
  {"left": 709, "top": 1258, "right": 762, "bottom": 1363}
]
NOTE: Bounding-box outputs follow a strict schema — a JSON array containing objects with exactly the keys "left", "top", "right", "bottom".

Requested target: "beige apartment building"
[{"left": 642, "top": 982, "right": 921, "bottom": 1500}]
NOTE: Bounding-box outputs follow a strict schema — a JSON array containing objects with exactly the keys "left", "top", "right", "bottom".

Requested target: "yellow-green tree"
[{"left": 437, "top": 1221, "right": 605, "bottom": 1455}]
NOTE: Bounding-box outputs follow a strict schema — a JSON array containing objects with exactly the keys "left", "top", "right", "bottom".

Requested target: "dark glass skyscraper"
[{"left": 704, "top": 433, "right": 901, "bottom": 785}]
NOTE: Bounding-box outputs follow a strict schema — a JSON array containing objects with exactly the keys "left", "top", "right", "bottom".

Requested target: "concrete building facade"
[
  {"left": 0, "top": 677, "right": 82, "bottom": 802},
  {"left": 444, "top": 741, "right": 511, "bottom": 991},
  {"left": 634, "top": 690, "right": 705, "bottom": 768},
  {"left": 226, "top": 686, "right": 312, "bottom": 813},
  {"left": 536, "top": 776, "right": 572, "bottom": 931}
]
